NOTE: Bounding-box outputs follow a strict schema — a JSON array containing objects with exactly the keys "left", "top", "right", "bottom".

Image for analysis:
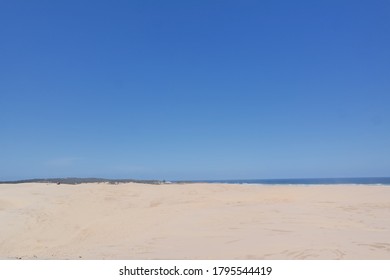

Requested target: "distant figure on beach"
[{"left": 56, "top": 182, "right": 61, "bottom": 185}]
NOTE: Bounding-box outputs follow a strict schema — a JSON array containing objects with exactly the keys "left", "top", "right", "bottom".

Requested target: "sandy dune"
[{"left": 0, "top": 183, "right": 389, "bottom": 259}]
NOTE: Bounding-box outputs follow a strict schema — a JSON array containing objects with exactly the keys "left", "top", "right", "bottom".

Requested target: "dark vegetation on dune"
[{"left": 0, "top": 178, "right": 165, "bottom": 185}]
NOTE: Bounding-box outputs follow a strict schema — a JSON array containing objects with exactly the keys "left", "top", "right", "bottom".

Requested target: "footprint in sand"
[{"left": 149, "top": 200, "right": 162, "bottom": 208}]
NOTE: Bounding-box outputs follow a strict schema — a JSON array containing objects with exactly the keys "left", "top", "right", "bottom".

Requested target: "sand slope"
[{"left": 0, "top": 183, "right": 389, "bottom": 259}]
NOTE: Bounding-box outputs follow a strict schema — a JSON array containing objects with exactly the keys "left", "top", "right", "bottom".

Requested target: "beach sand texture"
[{"left": 1, "top": 183, "right": 390, "bottom": 259}]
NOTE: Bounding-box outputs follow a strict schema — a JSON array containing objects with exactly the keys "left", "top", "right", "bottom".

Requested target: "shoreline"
[{"left": 2, "top": 176, "right": 390, "bottom": 186}]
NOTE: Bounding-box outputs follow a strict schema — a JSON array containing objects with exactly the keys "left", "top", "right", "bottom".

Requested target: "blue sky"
[{"left": 1, "top": 0, "right": 389, "bottom": 180}]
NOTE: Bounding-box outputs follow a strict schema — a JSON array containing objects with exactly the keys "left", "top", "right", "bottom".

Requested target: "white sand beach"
[{"left": 0, "top": 183, "right": 389, "bottom": 259}]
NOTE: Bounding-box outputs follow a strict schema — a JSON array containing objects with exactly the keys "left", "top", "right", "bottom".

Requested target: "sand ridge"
[{"left": 0, "top": 183, "right": 390, "bottom": 259}]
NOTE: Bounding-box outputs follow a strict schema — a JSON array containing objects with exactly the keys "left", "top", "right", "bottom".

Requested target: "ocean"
[{"left": 198, "top": 177, "right": 390, "bottom": 185}]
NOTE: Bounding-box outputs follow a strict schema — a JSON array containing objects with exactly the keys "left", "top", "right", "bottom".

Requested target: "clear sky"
[{"left": 1, "top": 0, "right": 389, "bottom": 181}]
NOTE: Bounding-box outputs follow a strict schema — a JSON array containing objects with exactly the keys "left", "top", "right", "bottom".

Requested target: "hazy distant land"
[{"left": 0, "top": 177, "right": 165, "bottom": 185}]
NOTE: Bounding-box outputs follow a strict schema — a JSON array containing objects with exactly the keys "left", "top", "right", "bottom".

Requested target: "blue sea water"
[{"left": 198, "top": 177, "right": 390, "bottom": 185}]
